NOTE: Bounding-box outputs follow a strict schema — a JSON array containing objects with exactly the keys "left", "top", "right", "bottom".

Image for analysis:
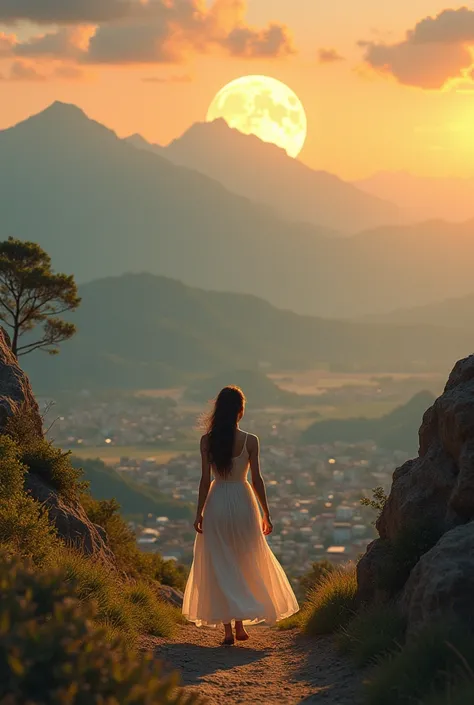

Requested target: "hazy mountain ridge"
[
  {"left": 22, "top": 272, "right": 474, "bottom": 392},
  {"left": 128, "top": 119, "right": 403, "bottom": 234},
  {"left": 301, "top": 390, "right": 435, "bottom": 453},
  {"left": 365, "top": 291, "right": 474, "bottom": 329},
  {"left": 4, "top": 103, "right": 474, "bottom": 317}
]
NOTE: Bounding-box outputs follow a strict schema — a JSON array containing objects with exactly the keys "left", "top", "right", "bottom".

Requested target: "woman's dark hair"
[{"left": 206, "top": 386, "right": 246, "bottom": 476}]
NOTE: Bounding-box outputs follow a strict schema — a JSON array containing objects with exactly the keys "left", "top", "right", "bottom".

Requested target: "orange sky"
[{"left": 2, "top": 1, "right": 474, "bottom": 179}]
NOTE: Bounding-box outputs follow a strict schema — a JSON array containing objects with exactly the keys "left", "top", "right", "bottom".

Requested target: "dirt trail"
[{"left": 152, "top": 624, "right": 362, "bottom": 705}]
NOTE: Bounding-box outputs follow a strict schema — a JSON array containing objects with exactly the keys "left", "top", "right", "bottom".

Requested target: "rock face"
[
  {"left": 357, "top": 355, "right": 474, "bottom": 618},
  {"left": 0, "top": 327, "right": 42, "bottom": 435},
  {"left": 0, "top": 326, "right": 113, "bottom": 562},
  {"left": 402, "top": 522, "right": 474, "bottom": 634}
]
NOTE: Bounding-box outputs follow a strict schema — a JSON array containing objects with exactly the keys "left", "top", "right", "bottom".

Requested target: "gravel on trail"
[{"left": 152, "top": 624, "right": 362, "bottom": 705}]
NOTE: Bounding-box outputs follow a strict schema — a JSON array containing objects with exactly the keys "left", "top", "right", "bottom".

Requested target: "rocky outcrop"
[
  {"left": 157, "top": 585, "right": 184, "bottom": 608},
  {"left": 402, "top": 522, "right": 474, "bottom": 634},
  {"left": 357, "top": 354, "right": 474, "bottom": 616},
  {"left": 0, "top": 327, "right": 42, "bottom": 435},
  {"left": 24, "top": 472, "right": 114, "bottom": 561},
  {"left": 0, "top": 327, "right": 113, "bottom": 562}
]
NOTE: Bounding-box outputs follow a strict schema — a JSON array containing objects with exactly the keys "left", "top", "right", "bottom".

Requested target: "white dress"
[{"left": 183, "top": 434, "right": 299, "bottom": 627}]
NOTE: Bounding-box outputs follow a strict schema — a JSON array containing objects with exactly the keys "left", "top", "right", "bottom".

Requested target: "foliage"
[
  {"left": 361, "top": 487, "right": 388, "bottom": 524},
  {"left": 6, "top": 411, "right": 85, "bottom": 499},
  {"left": 58, "top": 550, "right": 177, "bottom": 642},
  {"left": 299, "top": 560, "right": 336, "bottom": 599},
  {"left": 337, "top": 602, "right": 406, "bottom": 667},
  {"left": 376, "top": 520, "right": 444, "bottom": 595},
  {"left": 0, "top": 236, "right": 80, "bottom": 356},
  {"left": 302, "top": 565, "right": 357, "bottom": 637},
  {"left": 276, "top": 612, "right": 303, "bottom": 631},
  {"left": 421, "top": 680, "right": 474, "bottom": 705},
  {"left": 82, "top": 494, "right": 188, "bottom": 591},
  {"left": 0, "top": 552, "right": 202, "bottom": 704},
  {"left": 0, "top": 435, "right": 59, "bottom": 564},
  {"left": 364, "top": 620, "right": 474, "bottom": 705}
]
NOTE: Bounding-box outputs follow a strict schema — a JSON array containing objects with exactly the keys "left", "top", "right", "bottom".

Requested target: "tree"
[{"left": 0, "top": 237, "right": 81, "bottom": 357}]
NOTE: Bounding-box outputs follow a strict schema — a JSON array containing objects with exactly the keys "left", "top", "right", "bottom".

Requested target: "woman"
[{"left": 183, "top": 386, "right": 299, "bottom": 645}]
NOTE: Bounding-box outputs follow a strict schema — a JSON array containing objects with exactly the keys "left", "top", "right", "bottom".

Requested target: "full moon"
[{"left": 206, "top": 75, "right": 307, "bottom": 158}]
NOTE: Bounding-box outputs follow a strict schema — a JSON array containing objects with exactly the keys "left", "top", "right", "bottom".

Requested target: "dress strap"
[{"left": 243, "top": 432, "right": 248, "bottom": 454}]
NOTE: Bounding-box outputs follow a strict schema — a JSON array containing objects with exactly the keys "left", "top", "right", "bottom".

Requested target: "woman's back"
[{"left": 212, "top": 431, "right": 250, "bottom": 483}]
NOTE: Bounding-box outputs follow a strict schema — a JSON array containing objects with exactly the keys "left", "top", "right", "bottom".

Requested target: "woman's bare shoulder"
[
  {"left": 246, "top": 433, "right": 260, "bottom": 450},
  {"left": 200, "top": 433, "right": 209, "bottom": 451}
]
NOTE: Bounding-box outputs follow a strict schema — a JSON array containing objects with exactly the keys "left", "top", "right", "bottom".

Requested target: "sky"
[{"left": 1, "top": 0, "right": 474, "bottom": 179}]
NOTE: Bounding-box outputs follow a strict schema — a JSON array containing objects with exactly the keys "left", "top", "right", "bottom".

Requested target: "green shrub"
[
  {"left": 276, "top": 612, "right": 303, "bottom": 631},
  {"left": 337, "top": 602, "right": 406, "bottom": 667},
  {"left": 377, "top": 520, "right": 444, "bottom": 595},
  {"left": 299, "top": 560, "right": 335, "bottom": 599},
  {"left": 0, "top": 552, "right": 202, "bottom": 704},
  {"left": 303, "top": 564, "right": 357, "bottom": 637},
  {"left": 58, "top": 550, "right": 177, "bottom": 641},
  {"left": 364, "top": 620, "right": 474, "bottom": 705},
  {"left": 6, "top": 412, "right": 85, "bottom": 499},
  {"left": 0, "top": 435, "right": 59, "bottom": 563},
  {"left": 82, "top": 494, "right": 188, "bottom": 591},
  {"left": 361, "top": 487, "right": 388, "bottom": 524}
]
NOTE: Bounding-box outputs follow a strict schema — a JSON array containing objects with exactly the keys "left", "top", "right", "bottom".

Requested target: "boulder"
[
  {"left": 0, "top": 326, "right": 113, "bottom": 562},
  {"left": 157, "top": 585, "right": 184, "bottom": 608},
  {"left": 0, "top": 327, "right": 42, "bottom": 435},
  {"left": 357, "top": 354, "right": 474, "bottom": 604},
  {"left": 402, "top": 522, "right": 474, "bottom": 634},
  {"left": 24, "top": 472, "right": 115, "bottom": 561}
]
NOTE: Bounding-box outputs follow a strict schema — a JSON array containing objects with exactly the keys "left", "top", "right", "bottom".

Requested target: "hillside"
[
  {"left": 21, "top": 273, "right": 474, "bottom": 392},
  {"left": 365, "top": 292, "right": 474, "bottom": 329},
  {"left": 5, "top": 103, "right": 474, "bottom": 318},
  {"left": 75, "top": 457, "right": 192, "bottom": 520},
  {"left": 301, "top": 391, "right": 435, "bottom": 452},
  {"left": 184, "top": 369, "right": 316, "bottom": 408},
  {"left": 128, "top": 119, "right": 402, "bottom": 234}
]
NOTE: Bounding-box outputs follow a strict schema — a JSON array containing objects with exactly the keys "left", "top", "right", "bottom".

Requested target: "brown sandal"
[{"left": 222, "top": 636, "right": 235, "bottom": 646}]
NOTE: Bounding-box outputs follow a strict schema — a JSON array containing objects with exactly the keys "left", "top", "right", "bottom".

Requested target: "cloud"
[
  {"left": 318, "top": 47, "right": 345, "bottom": 64},
  {"left": 9, "top": 60, "right": 46, "bottom": 81},
  {"left": 0, "top": 1, "right": 295, "bottom": 65},
  {"left": 360, "top": 7, "right": 474, "bottom": 89},
  {"left": 142, "top": 73, "right": 192, "bottom": 83},
  {"left": 0, "top": 0, "right": 133, "bottom": 24},
  {"left": 55, "top": 64, "right": 85, "bottom": 80},
  {"left": 0, "top": 31, "right": 16, "bottom": 55}
]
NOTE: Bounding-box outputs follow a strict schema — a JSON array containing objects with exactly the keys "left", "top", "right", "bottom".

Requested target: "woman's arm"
[
  {"left": 249, "top": 435, "right": 273, "bottom": 535},
  {"left": 194, "top": 435, "right": 212, "bottom": 534}
]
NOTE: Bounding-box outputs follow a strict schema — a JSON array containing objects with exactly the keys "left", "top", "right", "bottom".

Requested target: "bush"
[
  {"left": 421, "top": 680, "right": 474, "bottom": 705},
  {"left": 376, "top": 520, "right": 444, "bottom": 595},
  {"left": 0, "top": 552, "right": 202, "bottom": 704},
  {"left": 337, "top": 602, "right": 406, "bottom": 667},
  {"left": 364, "top": 620, "right": 474, "bottom": 705},
  {"left": 0, "top": 435, "right": 59, "bottom": 563},
  {"left": 6, "top": 411, "right": 85, "bottom": 499},
  {"left": 58, "top": 550, "right": 177, "bottom": 642},
  {"left": 276, "top": 612, "right": 303, "bottom": 631},
  {"left": 303, "top": 564, "right": 357, "bottom": 637},
  {"left": 82, "top": 495, "right": 188, "bottom": 591},
  {"left": 299, "top": 560, "right": 335, "bottom": 599}
]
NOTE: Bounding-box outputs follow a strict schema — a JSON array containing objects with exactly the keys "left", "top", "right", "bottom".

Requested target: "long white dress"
[{"left": 183, "top": 434, "right": 299, "bottom": 627}]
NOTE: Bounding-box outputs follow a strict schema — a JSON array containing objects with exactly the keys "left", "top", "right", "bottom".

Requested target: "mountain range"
[
  {"left": 4, "top": 103, "right": 474, "bottom": 318},
  {"left": 366, "top": 291, "right": 474, "bottom": 329},
  {"left": 355, "top": 171, "right": 474, "bottom": 223},
  {"left": 127, "top": 119, "right": 402, "bottom": 234},
  {"left": 22, "top": 272, "right": 474, "bottom": 393},
  {"left": 301, "top": 390, "right": 435, "bottom": 453}
]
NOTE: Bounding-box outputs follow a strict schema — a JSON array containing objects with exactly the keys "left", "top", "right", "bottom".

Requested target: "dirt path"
[{"left": 152, "top": 624, "right": 362, "bottom": 704}]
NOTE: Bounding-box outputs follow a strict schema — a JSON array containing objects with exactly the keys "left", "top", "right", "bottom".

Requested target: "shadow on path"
[{"left": 158, "top": 642, "right": 269, "bottom": 685}]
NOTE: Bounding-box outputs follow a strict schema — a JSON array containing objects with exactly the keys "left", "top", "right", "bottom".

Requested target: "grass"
[
  {"left": 302, "top": 564, "right": 358, "bottom": 637},
  {"left": 337, "top": 602, "right": 406, "bottom": 667},
  {"left": 363, "top": 620, "right": 474, "bottom": 705},
  {"left": 276, "top": 612, "right": 304, "bottom": 631},
  {"left": 58, "top": 549, "right": 177, "bottom": 643}
]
